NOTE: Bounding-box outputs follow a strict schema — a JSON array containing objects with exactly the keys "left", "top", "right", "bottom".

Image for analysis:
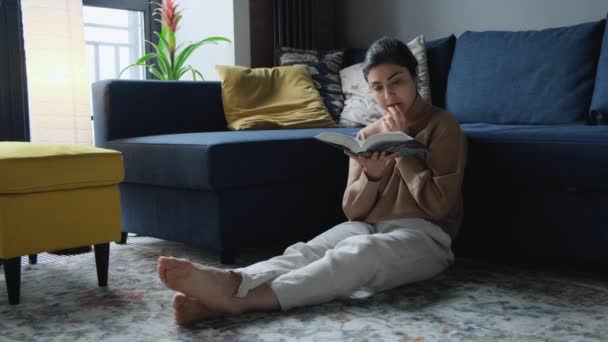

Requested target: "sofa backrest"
[
  {"left": 93, "top": 80, "right": 228, "bottom": 143},
  {"left": 445, "top": 19, "right": 606, "bottom": 125}
]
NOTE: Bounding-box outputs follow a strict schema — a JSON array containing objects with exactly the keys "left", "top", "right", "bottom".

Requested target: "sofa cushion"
[
  {"left": 462, "top": 123, "right": 608, "bottom": 191},
  {"left": 590, "top": 13, "right": 608, "bottom": 124},
  {"left": 338, "top": 63, "right": 387, "bottom": 127},
  {"left": 425, "top": 35, "right": 456, "bottom": 109},
  {"left": 406, "top": 35, "right": 433, "bottom": 103},
  {"left": 0, "top": 142, "right": 124, "bottom": 194},
  {"left": 447, "top": 20, "right": 606, "bottom": 124},
  {"left": 216, "top": 65, "right": 336, "bottom": 130},
  {"left": 278, "top": 47, "right": 345, "bottom": 121},
  {"left": 107, "top": 128, "right": 360, "bottom": 191}
]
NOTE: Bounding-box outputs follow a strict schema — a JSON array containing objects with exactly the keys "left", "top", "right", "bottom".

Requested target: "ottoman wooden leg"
[
  {"left": 118, "top": 232, "right": 128, "bottom": 245},
  {"left": 4, "top": 257, "right": 21, "bottom": 305},
  {"left": 28, "top": 255, "right": 37, "bottom": 265},
  {"left": 94, "top": 243, "right": 110, "bottom": 287}
]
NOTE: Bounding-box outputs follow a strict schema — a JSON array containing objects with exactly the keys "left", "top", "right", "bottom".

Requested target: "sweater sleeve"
[
  {"left": 342, "top": 157, "right": 381, "bottom": 221},
  {"left": 341, "top": 128, "right": 383, "bottom": 221},
  {"left": 395, "top": 122, "right": 467, "bottom": 220}
]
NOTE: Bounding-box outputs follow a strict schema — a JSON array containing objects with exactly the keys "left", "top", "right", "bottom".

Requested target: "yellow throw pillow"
[{"left": 216, "top": 65, "right": 337, "bottom": 130}]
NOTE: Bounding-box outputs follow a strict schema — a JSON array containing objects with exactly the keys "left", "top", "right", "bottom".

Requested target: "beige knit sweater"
[{"left": 342, "top": 96, "right": 468, "bottom": 239}]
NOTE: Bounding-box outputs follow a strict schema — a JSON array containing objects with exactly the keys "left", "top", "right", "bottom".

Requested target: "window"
[
  {"left": 83, "top": 6, "right": 145, "bottom": 81},
  {"left": 82, "top": 0, "right": 160, "bottom": 80}
]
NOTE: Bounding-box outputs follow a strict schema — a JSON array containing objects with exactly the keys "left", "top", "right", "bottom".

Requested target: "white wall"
[
  {"left": 176, "top": 0, "right": 250, "bottom": 81},
  {"left": 234, "top": 0, "right": 251, "bottom": 67},
  {"left": 340, "top": 0, "right": 608, "bottom": 47}
]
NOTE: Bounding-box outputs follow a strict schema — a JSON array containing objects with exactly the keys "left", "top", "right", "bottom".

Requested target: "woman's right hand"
[{"left": 344, "top": 151, "right": 396, "bottom": 180}]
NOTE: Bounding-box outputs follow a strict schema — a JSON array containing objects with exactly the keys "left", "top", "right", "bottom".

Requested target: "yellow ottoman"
[{"left": 0, "top": 142, "right": 124, "bottom": 305}]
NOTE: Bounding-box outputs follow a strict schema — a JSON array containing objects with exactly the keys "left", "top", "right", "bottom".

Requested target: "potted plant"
[{"left": 120, "top": 0, "right": 231, "bottom": 80}]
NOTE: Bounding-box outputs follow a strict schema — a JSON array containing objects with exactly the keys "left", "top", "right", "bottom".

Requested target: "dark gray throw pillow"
[{"left": 279, "top": 47, "right": 345, "bottom": 122}]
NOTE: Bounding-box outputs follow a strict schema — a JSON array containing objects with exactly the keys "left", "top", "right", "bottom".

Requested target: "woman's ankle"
[{"left": 228, "top": 270, "right": 244, "bottom": 296}]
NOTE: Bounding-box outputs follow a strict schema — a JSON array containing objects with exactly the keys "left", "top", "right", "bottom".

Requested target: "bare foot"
[
  {"left": 157, "top": 256, "right": 242, "bottom": 314},
  {"left": 172, "top": 293, "right": 224, "bottom": 325}
]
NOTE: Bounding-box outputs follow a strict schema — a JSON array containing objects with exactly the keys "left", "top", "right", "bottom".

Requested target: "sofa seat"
[
  {"left": 461, "top": 122, "right": 608, "bottom": 191},
  {"left": 107, "top": 127, "right": 359, "bottom": 191}
]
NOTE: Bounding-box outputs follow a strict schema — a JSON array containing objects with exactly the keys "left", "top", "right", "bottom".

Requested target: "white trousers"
[{"left": 232, "top": 218, "right": 454, "bottom": 310}]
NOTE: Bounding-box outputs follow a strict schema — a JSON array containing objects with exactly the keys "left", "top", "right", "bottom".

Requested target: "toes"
[
  {"left": 157, "top": 256, "right": 173, "bottom": 282},
  {"left": 162, "top": 257, "right": 191, "bottom": 272},
  {"left": 172, "top": 294, "right": 215, "bottom": 326},
  {"left": 172, "top": 293, "right": 188, "bottom": 309},
  {"left": 157, "top": 263, "right": 166, "bottom": 282},
  {"left": 158, "top": 256, "right": 176, "bottom": 269},
  {"left": 158, "top": 257, "right": 192, "bottom": 286}
]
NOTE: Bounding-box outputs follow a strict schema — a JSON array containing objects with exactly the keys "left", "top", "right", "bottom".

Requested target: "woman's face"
[{"left": 367, "top": 63, "right": 417, "bottom": 116}]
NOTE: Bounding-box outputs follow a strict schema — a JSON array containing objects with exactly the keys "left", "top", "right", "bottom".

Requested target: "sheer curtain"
[{"left": 21, "top": 0, "right": 92, "bottom": 145}]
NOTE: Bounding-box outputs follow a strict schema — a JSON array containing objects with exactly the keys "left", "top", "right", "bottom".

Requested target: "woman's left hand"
[{"left": 383, "top": 106, "right": 409, "bottom": 133}]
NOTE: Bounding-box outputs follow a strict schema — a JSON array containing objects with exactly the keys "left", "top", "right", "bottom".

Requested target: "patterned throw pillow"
[
  {"left": 338, "top": 35, "right": 432, "bottom": 127},
  {"left": 279, "top": 47, "right": 345, "bottom": 122},
  {"left": 408, "top": 35, "right": 432, "bottom": 103}
]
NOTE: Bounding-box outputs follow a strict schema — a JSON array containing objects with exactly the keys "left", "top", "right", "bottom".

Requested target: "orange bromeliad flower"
[{"left": 157, "top": 0, "right": 182, "bottom": 33}]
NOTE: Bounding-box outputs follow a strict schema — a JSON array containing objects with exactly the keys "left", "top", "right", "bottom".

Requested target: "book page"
[
  {"left": 314, "top": 132, "right": 361, "bottom": 152},
  {"left": 361, "top": 131, "right": 413, "bottom": 150}
]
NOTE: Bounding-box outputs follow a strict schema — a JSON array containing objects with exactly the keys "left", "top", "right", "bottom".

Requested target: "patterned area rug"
[{"left": 1, "top": 237, "right": 607, "bottom": 342}]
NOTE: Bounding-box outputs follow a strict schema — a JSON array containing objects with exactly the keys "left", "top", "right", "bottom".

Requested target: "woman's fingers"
[
  {"left": 382, "top": 117, "right": 391, "bottom": 131},
  {"left": 383, "top": 115, "right": 396, "bottom": 131},
  {"left": 380, "top": 151, "right": 396, "bottom": 160},
  {"left": 344, "top": 151, "right": 363, "bottom": 163},
  {"left": 386, "top": 105, "right": 408, "bottom": 132},
  {"left": 384, "top": 152, "right": 398, "bottom": 160},
  {"left": 345, "top": 150, "right": 397, "bottom": 166}
]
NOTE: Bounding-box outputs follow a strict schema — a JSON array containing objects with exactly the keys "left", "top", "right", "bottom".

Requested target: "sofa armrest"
[{"left": 92, "top": 80, "right": 227, "bottom": 146}]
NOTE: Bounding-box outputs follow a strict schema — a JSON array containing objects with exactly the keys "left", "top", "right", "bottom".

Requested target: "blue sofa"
[
  {"left": 93, "top": 80, "right": 357, "bottom": 263},
  {"left": 93, "top": 17, "right": 608, "bottom": 268}
]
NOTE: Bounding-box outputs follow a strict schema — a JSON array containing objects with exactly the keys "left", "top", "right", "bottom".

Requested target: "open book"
[{"left": 314, "top": 131, "right": 429, "bottom": 158}]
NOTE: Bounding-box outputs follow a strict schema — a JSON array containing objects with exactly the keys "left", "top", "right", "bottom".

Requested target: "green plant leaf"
[
  {"left": 118, "top": 52, "right": 156, "bottom": 77},
  {"left": 172, "top": 43, "right": 198, "bottom": 76},
  {"left": 189, "top": 66, "right": 205, "bottom": 81},
  {"left": 173, "top": 37, "right": 231, "bottom": 75},
  {"left": 154, "top": 29, "right": 170, "bottom": 55},
  {"left": 168, "top": 30, "right": 177, "bottom": 64},
  {"left": 174, "top": 42, "right": 187, "bottom": 54},
  {"left": 156, "top": 52, "right": 172, "bottom": 78},
  {"left": 175, "top": 67, "right": 189, "bottom": 80},
  {"left": 152, "top": 28, "right": 175, "bottom": 78},
  {"left": 148, "top": 66, "right": 166, "bottom": 80},
  {"left": 149, "top": 40, "right": 170, "bottom": 75},
  {"left": 135, "top": 52, "right": 157, "bottom": 64},
  {"left": 199, "top": 36, "right": 232, "bottom": 43}
]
